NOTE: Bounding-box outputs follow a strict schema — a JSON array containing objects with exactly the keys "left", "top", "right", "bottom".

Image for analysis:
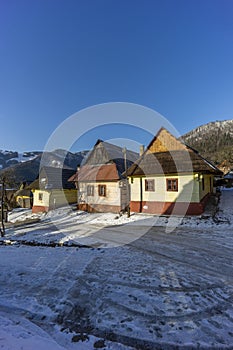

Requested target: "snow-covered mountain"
[
  {"left": 182, "top": 119, "right": 233, "bottom": 170},
  {"left": 182, "top": 120, "right": 233, "bottom": 143},
  {"left": 0, "top": 149, "right": 88, "bottom": 187},
  {"left": 0, "top": 150, "right": 41, "bottom": 170},
  {"left": 1, "top": 118, "right": 233, "bottom": 185},
  {"left": 0, "top": 149, "right": 89, "bottom": 171}
]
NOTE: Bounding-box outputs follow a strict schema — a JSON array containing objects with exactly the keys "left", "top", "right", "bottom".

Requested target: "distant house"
[
  {"left": 69, "top": 140, "right": 138, "bottom": 213},
  {"left": 29, "top": 167, "right": 77, "bottom": 213},
  {"left": 126, "top": 128, "right": 223, "bottom": 215},
  {"left": 224, "top": 170, "right": 233, "bottom": 187},
  {"left": 15, "top": 189, "right": 33, "bottom": 209}
]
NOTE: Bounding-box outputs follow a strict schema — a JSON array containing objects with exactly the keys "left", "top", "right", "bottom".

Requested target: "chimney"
[{"left": 140, "top": 145, "right": 145, "bottom": 156}]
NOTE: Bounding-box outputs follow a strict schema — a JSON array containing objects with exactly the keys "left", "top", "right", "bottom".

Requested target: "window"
[
  {"left": 87, "top": 185, "right": 94, "bottom": 196},
  {"left": 98, "top": 184, "right": 106, "bottom": 197},
  {"left": 38, "top": 192, "right": 43, "bottom": 201},
  {"left": 166, "top": 179, "right": 178, "bottom": 192},
  {"left": 145, "top": 179, "right": 155, "bottom": 191}
]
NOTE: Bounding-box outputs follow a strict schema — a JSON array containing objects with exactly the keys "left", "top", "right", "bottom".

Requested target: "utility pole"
[{"left": 0, "top": 177, "right": 5, "bottom": 237}]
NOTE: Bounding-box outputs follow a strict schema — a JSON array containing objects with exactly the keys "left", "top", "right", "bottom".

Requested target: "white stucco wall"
[
  {"left": 33, "top": 189, "right": 77, "bottom": 209},
  {"left": 78, "top": 181, "right": 121, "bottom": 206},
  {"left": 33, "top": 190, "right": 50, "bottom": 208},
  {"left": 129, "top": 174, "right": 208, "bottom": 203}
]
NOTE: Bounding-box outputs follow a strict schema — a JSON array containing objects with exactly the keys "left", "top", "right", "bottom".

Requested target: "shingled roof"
[
  {"left": 69, "top": 163, "right": 120, "bottom": 182},
  {"left": 28, "top": 167, "right": 76, "bottom": 190},
  {"left": 126, "top": 128, "right": 222, "bottom": 177},
  {"left": 126, "top": 150, "right": 222, "bottom": 176},
  {"left": 70, "top": 140, "right": 139, "bottom": 182}
]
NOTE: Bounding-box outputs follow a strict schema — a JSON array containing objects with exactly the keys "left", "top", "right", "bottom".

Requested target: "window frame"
[
  {"left": 87, "top": 185, "right": 94, "bottom": 196},
  {"left": 145, "top": 179, "right": 155, "bottom": 192},
  {"left": 98, "top": 184, "right": 106, "bottom": 197},
  {"left": 38, "top": 192, "right": 43, "bottom": 201},
  {"left": 166, "top": 178, "right": 178, "bottom": 192}
]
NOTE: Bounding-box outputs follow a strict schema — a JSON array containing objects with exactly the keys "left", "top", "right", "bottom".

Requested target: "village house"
[
  {"left": 14, "top": 188, "right": 32, "bottom": 209},
  {"left": 224, "top": 170, "right": 233, "bottom": 187},
  {"left": 29, "top": 166, "right": 77, "bottom": 213},
  {"left": 126, "top": 128, "right": 222, "bottom": 215},
  {"left": 69, "top": 139, "right": 138, "bottom": 213}
]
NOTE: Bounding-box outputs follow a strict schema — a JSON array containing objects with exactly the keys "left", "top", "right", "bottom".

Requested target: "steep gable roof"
[
  {"left": 126, "top": 128, "right": 222, "bottom": 176},
  {"left": 126, "top": 150, "right": 222, "bottom": 176},
  {"left": 146, "top": 128, "right": 187, "bottom": 153},
  {"left": 28, "top": 167, "right": 76, "bottom": 190},
  {"left": 81, "top": 140, "right": 139, "bottom": 178}
]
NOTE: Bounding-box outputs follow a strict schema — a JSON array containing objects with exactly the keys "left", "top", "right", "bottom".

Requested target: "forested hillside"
[{"left": 182, "top": 120, "right": 233, "bottom": 171}]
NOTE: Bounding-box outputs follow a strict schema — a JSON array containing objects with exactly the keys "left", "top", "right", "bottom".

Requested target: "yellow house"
[
  {"left": 14, "top": 182, "right": 33, "bottom": 208},
  {"left": 15, "top": 188, "right": 32, "bottom": 208},
  {"left": 29, "top": 167, "right": 77, "bottom": 213},
  {"left": 126, "top": 128, "right": 222, "bottom": 215}
]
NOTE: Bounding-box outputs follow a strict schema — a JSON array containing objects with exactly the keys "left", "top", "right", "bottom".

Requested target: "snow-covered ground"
[{"left": 0, "top": 189, "right": 233, "bottom": 349}]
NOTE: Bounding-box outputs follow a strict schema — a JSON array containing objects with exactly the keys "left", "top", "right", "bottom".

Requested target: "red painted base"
[
  {"left": 78, "top": 203, "right": 121, "bottom": 213},
  {"left": 130, "top": 195, "right": 210, "bottom": 216},
  {"left": 32, "top": 205, "right": 49, "bottom": 213}
]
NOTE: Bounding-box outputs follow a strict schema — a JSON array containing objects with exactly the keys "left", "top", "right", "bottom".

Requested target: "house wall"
[
  {"left": 129, "top": 173, "right": 214, "bottom": 215},
  {"left": 32, "top": 189, "right": 50, "bottom": 213},
  {"left": 49, "top": 189, "right": 77, "bottom": 209},
  {"left": 32, "top": 189, "right": 77, "bottom": 213},
  {"left": 199, "top": 174, "right": 213, "bottom": 201},
  {"left": 78, "top": 181, "right": 123, "bottom": 213},
  {"left": 130, "top": 174, "right": 198, "bottom": 202}
]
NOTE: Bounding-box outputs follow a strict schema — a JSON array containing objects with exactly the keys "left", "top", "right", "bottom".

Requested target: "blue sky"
[{"left": 0, "top": 0, "right": 233, "bottom": 152}]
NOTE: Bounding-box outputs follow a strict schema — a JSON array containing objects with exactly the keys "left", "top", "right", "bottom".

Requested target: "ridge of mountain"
[
  {"left": 0, "top": 149, "right": 88, "bottom": 187},
  {"left": 1, "top": 119, "right": 233, "bottom": 187},
  {"left": 181, "top": 120, "right": 233, "bottom": 172}
]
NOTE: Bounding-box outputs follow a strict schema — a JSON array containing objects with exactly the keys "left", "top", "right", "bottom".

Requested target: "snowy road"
[
  {"left": 59, "top": 225, "right": 233, "bottom": 349},
  {"left": 0, "top": 190, "right": 233, "bottom": 349},
  {"left": 1, "top": 226, "right": 233, "bottom": 348}
]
